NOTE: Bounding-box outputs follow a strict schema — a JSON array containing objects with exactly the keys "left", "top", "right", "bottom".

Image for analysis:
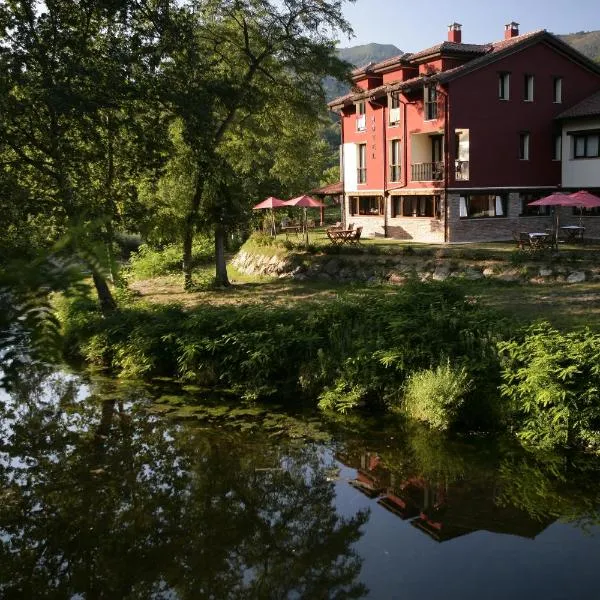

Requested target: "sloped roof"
[
  {"left": 311, "top": 181, "right": 343, "bottom": 195},
  {"left": 329, "top": 30, "right": 600, "bottom": 110},
  {"left": 556, "top": 89, "right": 600, "bottom": 119},
  {"left": 410, "top": 41, "right": 489, "bottom": 61}
]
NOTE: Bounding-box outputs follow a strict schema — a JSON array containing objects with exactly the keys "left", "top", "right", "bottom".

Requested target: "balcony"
[
  {"left": 411, "top": 161, "right": 444, "bottom": 182},
  {"left": 455, "top": 160, "right": 469, "bottom": 181}
]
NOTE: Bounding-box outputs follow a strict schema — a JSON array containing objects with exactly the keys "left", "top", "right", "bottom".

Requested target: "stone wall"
[
  {"left": 448, "top": 192, "right": 600, "bottom": 243},
  {"left": 343, "top": 191, "right": 600, "bottom": 243},
  {"left": 232, "top": 249, "right": 600, "bottom": 285}
]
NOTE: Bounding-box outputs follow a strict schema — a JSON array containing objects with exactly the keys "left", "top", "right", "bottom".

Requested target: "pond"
[{"left": 1, "top": 371, "right": 600, "bottom": 599}]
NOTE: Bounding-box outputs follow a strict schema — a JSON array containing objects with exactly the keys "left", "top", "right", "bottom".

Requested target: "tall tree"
[
  {"left": 162, "top": 0, "right": 354, "bottom": 288},
  {"left": 0, "top": 0, "right": 170, "bottom": 312}
]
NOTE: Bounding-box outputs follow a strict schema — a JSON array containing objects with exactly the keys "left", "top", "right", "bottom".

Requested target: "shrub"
[
  {"left": 126, "top": 238, "right": 213, "bottom": 280},
  {"left": 399, "top": 363, "right": 473, "bottom": 431},
  {"left": 499, "top": 323, "right": 600, "bottom": 451},
  {"left": 60, "top": 280, "right": 511, "bottom": 412}
]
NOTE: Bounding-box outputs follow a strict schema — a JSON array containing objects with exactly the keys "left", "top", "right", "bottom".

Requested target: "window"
[
  {"left": 498, "top": 72, "right": 510, "bottom": 100},
  {"left": 350, "top": 196, "right": 384, "bottom": 216},
  {"left": 424, "top": 85, "right": 437, "bottom": 120},
  {"left": 357, "top": 143, "right": 367, "bottom": 183},
  {"left": 389, "top": 139, "right": 401, "bottom": 182},
  {"left": 553, "top": 135, "right": 562, "bottom": 161},
  {"left": 459, "top": 194, "right": 507, "bottom": 218},
  {"left": 573, "top": 132, "right": 600, "bottom": 158},
  {"left": 553, "top": 77, "right": 562, "bottom": 103},
  {"left": 392, "top": 195, "right": 440, "bottom": 218},
  {"left": 524, "top": 74, "right": 534, "bottom": 101},
  {"left": 389, "top": 93, "right": 400, "bottom": 125},
  {"left": 519, "top": 132, "right": 530, "bottom": 160},
  {"left": 356, "top": 101, "right": 366, "bottom": 131},
  {"left": 520, "top": 192, "right": 551, "bottom": 216}
]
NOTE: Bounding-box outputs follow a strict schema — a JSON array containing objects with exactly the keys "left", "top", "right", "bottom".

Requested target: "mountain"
[
  {"left": 560, "top": 30, "right": 600, "bottom": 63},
  {"left": 337, "top": 43, "right": 403, "bottom": 67},
  {"left": 324, "top": 43, "right": 402, "bottom": 101},
  {"left": 324, "top": 32, "right": 600, "bottom": 102}
]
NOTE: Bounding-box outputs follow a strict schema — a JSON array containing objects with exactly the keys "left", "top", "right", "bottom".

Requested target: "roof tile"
[{"left": 557, "top": 90, "right": 600, "bottom": 119}]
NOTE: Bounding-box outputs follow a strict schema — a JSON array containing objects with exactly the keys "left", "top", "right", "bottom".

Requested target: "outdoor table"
[
  {"left": 327, "top": 228, "right": 355, "bottom": 245},
  {"left": 280, "top": 225, "right": 301, "bottom": 239},
  {"left": 528, "top": 232, "right": 553, "bottom": 251},
  {"left": 560, "top": 225, "right": 585, "bottom": 242}
]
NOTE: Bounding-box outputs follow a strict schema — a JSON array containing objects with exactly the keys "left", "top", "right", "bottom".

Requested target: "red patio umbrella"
[
  {"left": 252, "top": 196, "right": 286, "bottom": 235},
  {"left": 284, "top": 195, "right": 326, "bottom": 245},
  {"left": 567, "top": 190, "right": 600, "bottom": 227},
  {"left": 528, "top": 191, "right": 600, "bottom": 247},
  {"left": 253, "top": 196, "right": 287, "bottom": 210}
]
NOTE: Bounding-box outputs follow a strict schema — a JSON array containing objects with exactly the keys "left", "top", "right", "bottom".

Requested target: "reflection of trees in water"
[
  {"left": 336, "top": 421, "right": 600, "bottom": 541},
  {"left": 0, "top": 373, "right": 369, "bottom": 599}
]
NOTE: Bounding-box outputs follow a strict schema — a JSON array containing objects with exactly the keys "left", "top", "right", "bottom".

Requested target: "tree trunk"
[
  {"left": 182, "top": 173, "right": 205, "bottom": 290},
  {"left": 214, "top": 224, "right": 230, "bottom": 287},
  {"left": 92, "top": 273, "right": 117, "bottom": 316}
]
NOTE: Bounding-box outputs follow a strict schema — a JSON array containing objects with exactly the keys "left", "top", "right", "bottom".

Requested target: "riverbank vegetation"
[{"left": 55, "top": 267, "right": 600, "bottom": 452}]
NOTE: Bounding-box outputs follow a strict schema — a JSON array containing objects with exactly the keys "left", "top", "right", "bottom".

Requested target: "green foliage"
[
  {"left": 126, "top": 239, "right": 214, "bottom": 280},
  {"left": 499, "top": 323, "right": 600, "bottom": 451},
  {"left": 60, "top": 281, "right": 511, "bottom": 414},
  {"left": 398, "top": 363, "right": 473, "bottom": 431}
]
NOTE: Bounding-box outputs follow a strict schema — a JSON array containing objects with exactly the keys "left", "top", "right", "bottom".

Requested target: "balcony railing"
[
  {"left": 411, "top": 161, "right": 444, "bottom": 182},
  {"left": 455, "top": 160, "right": 469, "bottom": 181}
]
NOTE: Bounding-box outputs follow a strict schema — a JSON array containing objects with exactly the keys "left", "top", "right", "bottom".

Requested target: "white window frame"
[
  {"left": 553, "top": 135, "right": 562, "bottom": 161},
  {"left": 524, "top": 74, "right": 534, "bottom": 102},
  {"left": 519, "top": 132, "right": 530, "bottom": 160},
  {"left": 389, "top": 93, "right": 401, "bottom": 126},
  {"left": 424, "top": 85, "right": 437, "bottom": 120},
  {"left": 498, "top": 72, "right": 510, "bottom": 100},
  {"left": 356, "top": 101, "right": 366, "bottom": 131},
  {"left": 357, "top": 143, "right": 367, "bottom": 183},
  {"left": 389, "top": 139, "right": 401, "bottom": 182},
  {"left": 553, "top": 77, "right": 563, "bottom": 103}
]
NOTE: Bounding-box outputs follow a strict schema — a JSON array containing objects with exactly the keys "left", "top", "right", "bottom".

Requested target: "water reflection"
[
  {"left": 3, "top": 373, "right": 600, "bottom": 599},
  {"left": 0, "top": 373, "right": 369, "bottom": 599},
  {"left": 335, "top": 424, "right": 600, "bottom": 543}
]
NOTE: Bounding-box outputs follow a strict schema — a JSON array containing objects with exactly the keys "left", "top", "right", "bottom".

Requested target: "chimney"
[
  {"left": 504, "top": 22, "right": 519, "bottom": 39},
  {"left": 448, "top": 22, "right": 462, "bottom": 43}
]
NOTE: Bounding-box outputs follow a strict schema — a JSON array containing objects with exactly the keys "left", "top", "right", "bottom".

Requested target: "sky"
[{"left": 339, "top": 0, "right": 600, "bottom": 50}]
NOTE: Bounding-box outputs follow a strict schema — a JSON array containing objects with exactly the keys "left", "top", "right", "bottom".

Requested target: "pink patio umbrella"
[
  {"left": 284, "top": 195, "right": 326, "bottom": 245},
  {"left": 252, "top": 196, "right": 287, "bottom": 235},
  {"left": 567, "top": 190, "right": 600, "bottom": 227},
  {"left": 528, "top": 191, "right": 600, "bottom": 247}
]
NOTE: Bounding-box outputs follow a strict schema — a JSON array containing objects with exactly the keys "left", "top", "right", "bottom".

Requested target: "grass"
[
  {"left": 129, "top": 272, "right": 600, "bottom": 331},
  {"left": 126, "top": 235, "right": 600, "bottom": 331}
]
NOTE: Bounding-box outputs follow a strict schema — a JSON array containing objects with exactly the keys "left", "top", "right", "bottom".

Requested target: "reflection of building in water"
[{"left": 337, "top": 450, "right": 553, "bottom": 543}]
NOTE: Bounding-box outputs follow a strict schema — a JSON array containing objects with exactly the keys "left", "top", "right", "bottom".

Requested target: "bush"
[
  {"left": 399, "top": 363, "right": 473, "bottom": 431},
  {"left": 499, "top": 323, "right": 600, "bottom": 451},
  {"left": 126, "top": 238, "right": 213, "bottom": 280},
  {"left": 60, "top": 280, "right": 511, "bottom": 411}
]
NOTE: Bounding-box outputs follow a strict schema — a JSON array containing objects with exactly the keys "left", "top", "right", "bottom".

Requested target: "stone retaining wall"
[{"left": 232, "top": 249, "right": 600, "bottom": 285}]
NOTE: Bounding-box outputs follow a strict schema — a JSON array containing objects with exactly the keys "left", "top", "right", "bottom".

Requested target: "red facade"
[{"left": 330, "top": 25, "right": 600, "bottom": 242}]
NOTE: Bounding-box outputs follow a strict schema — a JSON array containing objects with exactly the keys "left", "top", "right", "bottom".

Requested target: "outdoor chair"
[
  {"left": 349, "top": 226, "right": 363, "bottom": 246},
  {"left": 512, "top": 230, "right": 530, "bottom": 251}
]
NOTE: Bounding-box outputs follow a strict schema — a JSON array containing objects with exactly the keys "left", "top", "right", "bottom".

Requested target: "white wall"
[
  {"left": 562, "top": 118, "right": 600, "bottom": 188},
  {"left": 342, "top": 143, "right": 358, "bottom": 192}
]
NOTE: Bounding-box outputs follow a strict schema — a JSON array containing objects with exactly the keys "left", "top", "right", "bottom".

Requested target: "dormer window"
[
  {"left": 356, "top": 101, "right": 366, "bottom": 131},
  {"left": 389, "top": 93, "right": 400, "bottom": 125},
  {"left": 424, "top": 85, "right": 437, "bottom": 120}
]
